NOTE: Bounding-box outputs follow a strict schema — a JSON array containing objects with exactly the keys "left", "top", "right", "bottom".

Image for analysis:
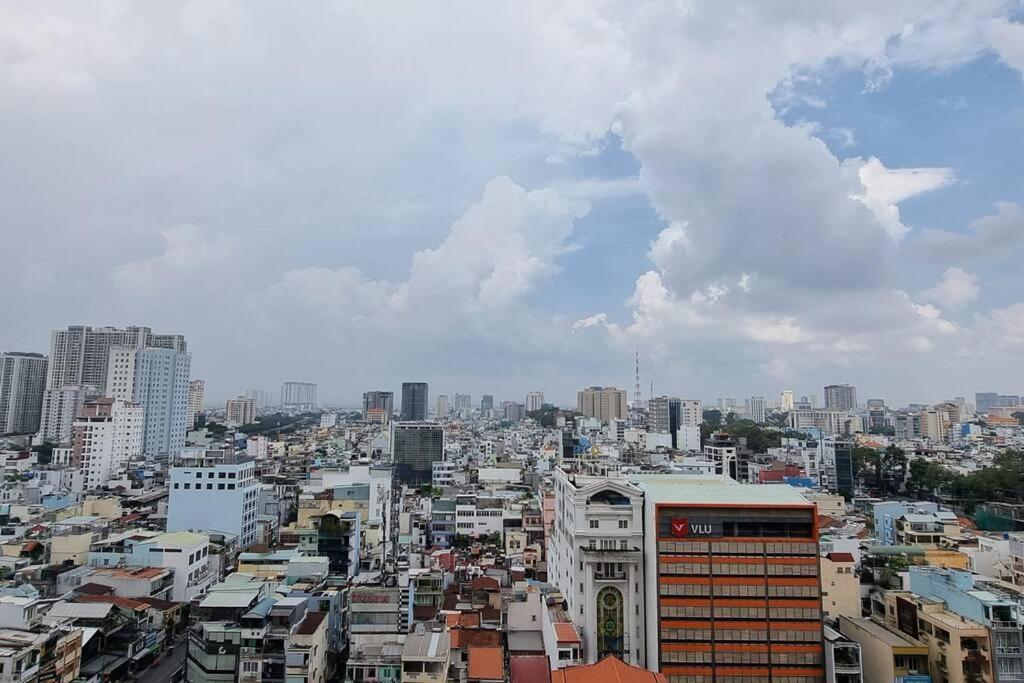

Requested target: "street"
[{"left": 135, "top": 636, "right": 187, "bottom": 683}]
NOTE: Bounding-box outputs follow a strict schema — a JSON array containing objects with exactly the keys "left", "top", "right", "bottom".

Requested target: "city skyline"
[{"left": 2, "top": 4, "right": 1024, "bottom": 407}]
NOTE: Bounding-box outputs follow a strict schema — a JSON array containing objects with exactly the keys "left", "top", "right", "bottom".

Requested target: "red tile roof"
[
  {"left": 468, "top": 646, "right": 504, "bottom": 681},
  {"left": 446, "top": 611, "right": 482, "bottom": 628},
  {"left": 553, "top": 622, "right": 580, "bottom": 644},
  {"left": 510, "top": 655, "right": 550, "bottom": 683},
  {"left": 451, "top": 629, "right": 502, "bottom": 650},
  {"left": 472, "top": 577, "right": 500, "bottom": 592},
  {"left": 826, "top": 552, "right": 856, "bottom": 563},
  {"left": 550, "top": 656, "right": 667, "bottom": 683}
]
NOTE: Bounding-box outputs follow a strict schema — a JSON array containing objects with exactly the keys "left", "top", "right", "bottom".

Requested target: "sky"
[{"left": 2, "top": 2, "right": 1023, "bottom": 407}]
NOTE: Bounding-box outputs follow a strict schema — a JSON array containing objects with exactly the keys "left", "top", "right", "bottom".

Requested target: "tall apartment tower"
[
  {"left": 72, "top": 398, "right": 144, "bottom": 491},
  {"left": 747, "top": 395, "right": 766, "bottom": 423},
  {"left": 780, "top": 389, "right": 795, "bottom": 411},
  {"left": 46, "top": 325, "right": 186, "bottom": 392},
  {"left": 37, "top": 384, "right": 89, "bottom": 444},
  {"left": 435, "top": 394, "right": 449, "bottom": 418},
  {"left": 391, "top": 422, "right": 443, "bottom": 484},
  {"left": 577, "top": 386, "right": 629, "bottom": 422},
  {"left": 480, "top": 394, "right": 494, "bottom": 412},
  {"left": 280, "top": 381, "right": 317, "bottom": 410},
  {"left": 634, "top": 475, "right": 824, "bottom": 682},
  {"left": 187, "top": 379, "right": 205, "bottom": 430},
  {"left": 225, "top": 396, "right": 256, "bottom": 426},
  {"left": 824, "top": 384, "right": 857, "bottom": 411},
  {"left": 0, "top": 352, "right": 49, "bottom": 435},
  {"left": 363, "top": 391, "right": 394, "bottom": 423},
  {"left": 526, "top": 391, "right": 545, "bottom": 413},
  {"left": 400, "top": 382, "right": 428, "bottom": 421},
  {"left": 649, "top": 396, "right": 682, "bottom": 447},
  {"left": 107, "top": 347, "right": 191, "bottom": 459}
]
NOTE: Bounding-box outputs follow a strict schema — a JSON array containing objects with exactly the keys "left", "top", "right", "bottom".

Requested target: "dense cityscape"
[
  {"left": 4, "top": 3, "right": 1024, "bottom": 683},
  {"left": 0, "top": 325, "right": 1023, "bottom": 683}
]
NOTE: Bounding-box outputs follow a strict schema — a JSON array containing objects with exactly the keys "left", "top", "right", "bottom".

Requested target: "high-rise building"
[
  {"left": 717, "top": 397, "right": 737, "bottom": 411},
  {"left": 633, "top": 475, "right": 824, "bottom": 682},
  {"left": 244, "top": 388, "right": 272, "bottom": 411},
  {"left": 400, "top": 382, "right": 428, "bottom": 421},
  {"left": 747, "top": 395, "right": 766, "bottom": 423},
  {"left": 107, "top": 347, "right": 191, "bottom": 459},
  {"left": 280, "top": 381, "right": 317, "bottom": 410},
  {"left": 452, "top": 393, "right": 472, "bottom": 413},
  {"left": 225, "top": 396, "right": 256, "bottom": 426},
  {"left": 577, "top": 387, "right": 629, "bottom": 422},
  {"left": 780, "top": 389, "right": 794, "bottom": 412},
  {"left": 391, "top": 422, "right": 443, "bottom": 484},
  {"left": 649, "top": 396, "right": 682, "bottom": 448},
  {"left": 37, "top": 384, "right": 90, "bottom": 444},
  {"left": 526, "top": 391, "right": 545, "bottom": 413},
  {"left": 866, "top": 398, "right": 886, "bottom": 431},
  {"left": 72, "top": 398, "right": 144, "bottom": 491},
  {"left": 0, "top": 352, "right": 48, "bottom": 435},
  {"left": 167, "top": 449, "right": 259, "bottom": 548},
  {"left": 46, "top": 325, "right": 185, "bottom": 392},
  {"left": 503, "top": 401, "right": 526, "bottom": 422},
  {"left": 435, "top": 394, "right": 449, "bottom": 418},
  {"left": 679, "top": 400, "right": 703, "bottom": 427},
  {"left": 480, "top": 394, "right": 494, "bottom": 412},
  {"left": 824, "top": 384, "right": 857, "bottom": 411},
  {"left": 363, "top": 391, "right": 394, "bottom": 423},
  {"left": 188, "top": 379, "right": 205, "bottom": 430}
]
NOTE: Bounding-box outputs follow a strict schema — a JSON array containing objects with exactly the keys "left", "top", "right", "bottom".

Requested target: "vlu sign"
[{"left": 670, "top": 518, "right": 713, "bottom": 537}]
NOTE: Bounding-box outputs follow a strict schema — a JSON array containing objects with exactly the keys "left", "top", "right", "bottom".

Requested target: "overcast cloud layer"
[{"left": 2, "top": 1, "right": 1023, "bottom": 406}]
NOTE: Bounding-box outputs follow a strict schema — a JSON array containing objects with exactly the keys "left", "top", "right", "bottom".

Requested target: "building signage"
[
  {"left": 352, "top": 593, "right": 393, "bottom": 603},
  {"left": 670, "top": 518, "right": 715, "bottom": 537}
]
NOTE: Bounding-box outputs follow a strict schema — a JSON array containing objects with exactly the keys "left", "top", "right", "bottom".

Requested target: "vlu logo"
[{"left": 670, "top": 517, "right": 712, "bottom": 537}]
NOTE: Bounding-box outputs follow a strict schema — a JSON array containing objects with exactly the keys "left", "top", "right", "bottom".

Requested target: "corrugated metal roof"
[
  {"left": 46, "top": 602, "right": 113, "bottom": 619},
  {"left": 631, "top": 475, "right": 811, "bottom": 505}
]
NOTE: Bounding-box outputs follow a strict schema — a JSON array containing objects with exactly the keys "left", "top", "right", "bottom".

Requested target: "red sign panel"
[{"left": 670, "top": 518, "right": 689, "bottom": 537}]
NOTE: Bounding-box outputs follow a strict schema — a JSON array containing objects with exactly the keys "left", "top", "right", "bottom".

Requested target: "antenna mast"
[{"left": 634, "top": 349, "right": 642, "bottom": 409}]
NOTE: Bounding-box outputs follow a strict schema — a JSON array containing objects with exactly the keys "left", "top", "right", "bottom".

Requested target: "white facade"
[
  {"left": 679, "top": 399, "right": 703, "bottom": 427},
  {"left": 781, "top": 390, "right": 795, "bottom": 411},
  {"left": 547, "top": 466, "right": 646, "bottom": 666},
  {"left": 677, "top": 425, "right": 701, "bottom": 451},
  {"left": 131, "top": 532, "right": 212, "bottom": 602},
  {"left": 526, "top": 391, "right": 545, "bottom": 413},
  {"left": 37, "top": 385, "right": 88, "bottom": 444},
  {"left": 167, "top": 450, "right": 259, "bottom": 548},
  {"left": 47, "top": 325, "right": 186, "bottom": 392},
  {"left": 225, "top": 397, "right": 256, "bottom": 426},
  {"left": 73, "top": 400, "right": 144, "bottom": 491},
  {"left": 747, "top": 395, "right": 766, "bottom": 423},
  {"left": 281, "top": 381, "right": 317, "bottom": 409},
  {"left": 454, "top": 495, "right": 508, "bottom": 536},
  {"left": 107, "top": 347, "right": 191, "bottom": 459}
]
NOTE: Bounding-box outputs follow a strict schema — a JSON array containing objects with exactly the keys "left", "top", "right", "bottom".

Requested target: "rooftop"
[
  {"left": 468, "top": 646, "right": 504, "bottom": 681},
  {"left": 551, "top": 656, "right": 668, "bottom": 683},
  {"left": 630, "top": 474, "right": 811, "bottom": 505}
]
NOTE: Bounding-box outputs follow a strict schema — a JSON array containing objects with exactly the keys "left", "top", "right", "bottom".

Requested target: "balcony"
[{"left": 594, "top": 569, "right": 628, "bottom": 580}]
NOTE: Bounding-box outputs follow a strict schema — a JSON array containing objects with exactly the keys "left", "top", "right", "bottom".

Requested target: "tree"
[
  {"left": 703, "top": 409, "right": 723, "bottom": 427},
  {"left": 880, "top": 445, "right": 908, "bottom": 494}
]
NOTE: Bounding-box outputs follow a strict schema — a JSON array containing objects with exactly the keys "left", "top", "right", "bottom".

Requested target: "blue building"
[
  {"left": 870, "top": 501, "right": 940, "bottom": 545},
  {"left": 909, "top": 567, "right": 1024, "bottom": 682}
]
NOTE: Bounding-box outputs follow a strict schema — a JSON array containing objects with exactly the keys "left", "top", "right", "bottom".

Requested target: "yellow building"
[
  {"left": 875, "top": 590, "right": 993, "bottom": 683},
  {"left": 838, "top": 616, "right": 930, "bottom": 683},
  {"left": 821, "top": 552, "right": 861, "bottom": 620}
]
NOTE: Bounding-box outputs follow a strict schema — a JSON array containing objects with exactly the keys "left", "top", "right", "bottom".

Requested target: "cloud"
[
  {"left": 111, "top": 224, "right": 234, "bottom": 294},
  {"left": 853, "top": 157, "right": 956, "bottom": 240},
  {"left": 919, "top": 267, "right": 980, "bottom": 309},
  {"left": 915, "top": 201, "right": 1024, "bottom": 258},
  {"left": 985, "top": 18, "right": 1024, "bottom": 77}
]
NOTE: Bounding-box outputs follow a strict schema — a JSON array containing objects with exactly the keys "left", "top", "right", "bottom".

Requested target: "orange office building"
[{"left": 634, "top": 476, "right": 824, "bottom": 683}]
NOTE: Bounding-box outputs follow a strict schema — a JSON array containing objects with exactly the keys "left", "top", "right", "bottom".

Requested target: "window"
[
  {"left": 590, "top": 520, "right": 599, "bottom": 529},
  {"left": 183, "top": 483, "right": 191, "bottom": 490},
  {"left": 619, "top": 520, "right": 628, "bottom": 529},
  {"left": 218, "top": 484, "right": 225, "bottom": 490}
]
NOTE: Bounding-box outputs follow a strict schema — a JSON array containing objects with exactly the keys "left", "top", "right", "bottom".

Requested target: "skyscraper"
[
  {"left": 400, "top": 382, "right": 428, "bottom": 421},
  {"left": 107, "top": 346, "right": 191, "bottom": 459},
  {"left": 391, "top": 422, "right": 443, "bottom": 484},
  {"left": 452, "top": 393, "right": 472, "bottom": 413},
  {"left": 526, "top": 391, "right": 544, "bottom": 413},
  {"left": 225, "top": 396, "right": 256, "bottom": 426},
  {"left": 0, "top": 352, "right": 48, "bottom": 435},
  {"left": 280, "top": 381, "right": 317, "bottom": 410},
  {"left": 46, "top": 325, "right": 186, "bottom": 392},
  {"left": 577, "top": 386, "right": 629, "bottom": 422},
  {"left": 188, "top": 379, "right": 205, "bottom": 430},
  {"left": 363, "top": 391, "right": 394, "bottom": 423},
  {"left": 780, "top": 389, "right": 794, "bottom": 411},
  {"left": 480, "top": 394, "right": 494, "bottom": 412},
  {"left": 824, "top": 384, "right": 857, "bottom": 411},
  {"left": 747, "top": 395, "right": 766, "bottom": 423}
]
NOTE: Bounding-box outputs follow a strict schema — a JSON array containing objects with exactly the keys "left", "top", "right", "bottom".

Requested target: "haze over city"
[{"left": 3, "top": 3, "right": 1024, "bottom": 405}]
